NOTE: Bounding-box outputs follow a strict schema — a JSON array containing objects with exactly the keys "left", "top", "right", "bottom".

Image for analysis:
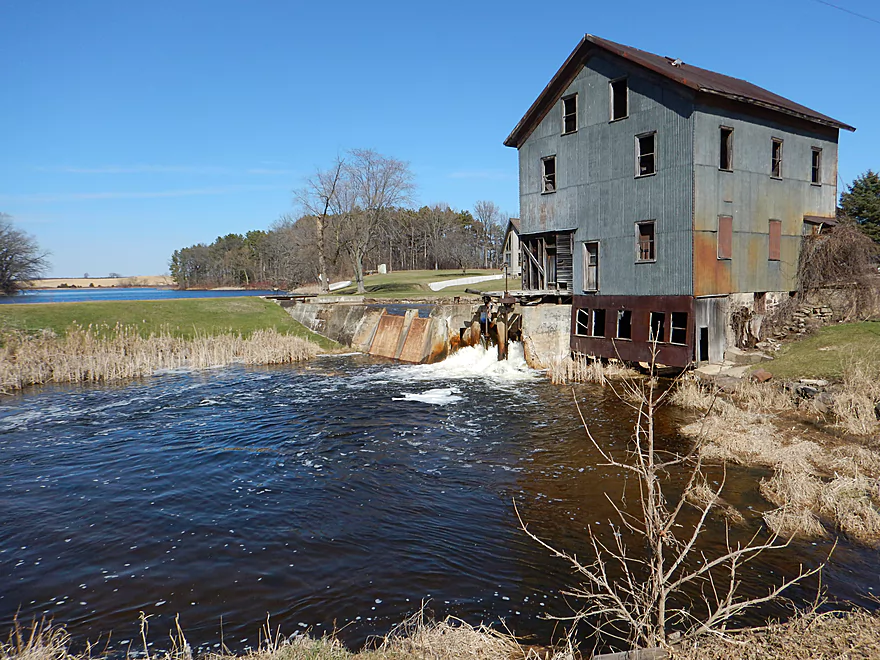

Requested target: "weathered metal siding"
[
  {"left": 692, "top": 105, "right": 839, "bottom": 296},
  {"left": 518, "top": 54, "right": 695, "bottom": 297}
]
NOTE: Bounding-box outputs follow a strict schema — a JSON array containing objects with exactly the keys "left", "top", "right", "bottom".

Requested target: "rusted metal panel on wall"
[
  {"left": 570, "top": 294, "right": 694, "bottom": 367},
  {"left": 692, "top": 103, "right": 839, "bottom": 295},
  {"left": 398, "top": 316, "right": 430, "bottom": 363},
  {"left": 518, "top": 53, "right": 695, "bottom": 299}
]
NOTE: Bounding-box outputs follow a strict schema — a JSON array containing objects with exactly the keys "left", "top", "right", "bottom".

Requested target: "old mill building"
[{"left": 504, "top": 35, "right": 854, "bottom": 367}]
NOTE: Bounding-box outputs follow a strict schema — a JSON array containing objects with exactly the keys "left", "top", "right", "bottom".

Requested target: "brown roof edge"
[
  {"left": 804, "top": 215, "right": 838, "bottom": 226},
  {"left": 504, "top": 35, "right": 855, "bottom": 149}
]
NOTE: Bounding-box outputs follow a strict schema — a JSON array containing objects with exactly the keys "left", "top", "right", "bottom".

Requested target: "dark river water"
[{"left": 0, "top": 346, "right": 876, "bottom": 654}]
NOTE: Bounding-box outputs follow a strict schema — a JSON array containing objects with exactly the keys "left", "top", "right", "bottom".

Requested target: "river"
[
  {"left": 0, "top": 288, "right": 279, "bottom": 304},
  {"left": 0, "top": 346, "right": 875, "bottom": 654}
]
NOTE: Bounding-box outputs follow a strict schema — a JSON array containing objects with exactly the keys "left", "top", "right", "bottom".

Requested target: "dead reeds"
[
  {"left": 0, "top": 324, "right": 320, "bottom": 392},
  {"left": 545, "top": 353, "right": 638, "bottom": 385}
]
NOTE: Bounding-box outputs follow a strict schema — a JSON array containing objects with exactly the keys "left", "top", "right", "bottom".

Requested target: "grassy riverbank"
[{"left": 0, "top": 297, "right": 336, "bottom": 349}]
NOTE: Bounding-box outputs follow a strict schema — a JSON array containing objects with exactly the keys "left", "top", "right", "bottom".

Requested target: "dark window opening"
[
  {"left": 720, "top": 127, "right": 734, "bottom": 170},
  {"left": 592, "top": 309, "right": 606, "bottom": 337},
  {"left": 575, "top": 308, "right": 590, "bottom": 336},
  {"left": 562, "top": 95, "right": 577, "bottom": 134},
  {"left": 616, "top": 310, "right": 632, "bottom": 340},
  {"left": 769, "top": 219, "right": 781, "bottom": 261},
  {"left": 771, "top": 138, "right": 783, "bottom": 178},
  {"left": 636, "top": 132, "right": 656, "bottom": 176},
  {"left": 583, "top": 241, "right": 598, "bottom": 291},
  {"left": 637, "top": 221, "right": 655, "bottom": 261},
  {"left": 717, "top": 215, "right": 733, "bottom": 260},
  {"left": 542, "top": 156, "right": 556, "bottom": 193},
  {"left": 754, "top": 292, "right": 767, "bottom": 314},
  {"left": 610, "top": 78, "right": 628, "bottom": 120},
  {"left": 699, "top": 327, "right": 709, "bottom": 362},
  {"left": 650, "top": 312, "right": 666, "bottom": 343},
  {"left": 811, "top": 147, "right": 822, "bottom": 185},
  {"left": 670, "top": 312, "right": 687, "bottom": 345}
]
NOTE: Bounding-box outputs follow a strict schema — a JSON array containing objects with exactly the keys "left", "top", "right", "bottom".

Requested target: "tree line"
[{"left": 170, "top": 149, "right": 507, "bottom": 292}]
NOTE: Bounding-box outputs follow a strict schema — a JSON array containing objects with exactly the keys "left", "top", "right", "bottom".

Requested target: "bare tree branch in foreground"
[{"left": 517, "top": 345, "right": 829, "bottom": 651}]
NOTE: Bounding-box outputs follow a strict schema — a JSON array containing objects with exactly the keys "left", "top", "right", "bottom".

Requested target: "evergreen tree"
[{"left": 840, "top": 169, "right": 880, "bottom": 242}]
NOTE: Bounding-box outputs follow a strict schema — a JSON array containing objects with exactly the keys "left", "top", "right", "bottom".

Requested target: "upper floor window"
[
  {"left": 583, "top": 241, "right": 599, "bottom": 291},
  {"left": 562, "top": 95, "right": 577, "bottom": 135},
  {"left": 636, "top": 221, "right": 655, "bottom": 262},
  {"left": 719, "top": 126, "right": 734, "bottom": 171},
  {"left": 811, "top": 147, "right": 822, "bottom": 185},
  {"left": 771, "top": 138, "right": 783, "bottom": 178},
  {"left": 636, "top": 132, "right": 656, "bottom": 177},
  {"left": 717, "top": 215, "right": 733, "bottom": 260},
  {"left": 610, "top": 78, "right": 628, "bottom": 121},
  {"left": 541, "top": 156, "right": 556, "bottom": 193},
  {"left": 769, "top": 219, "right": 782, "bottom": 261}
]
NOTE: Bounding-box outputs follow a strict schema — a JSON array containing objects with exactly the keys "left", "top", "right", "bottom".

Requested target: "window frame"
[
  {"left": 541, "top": 155, "right": 557, "bottom": 194},
  {"left": 574, "top": 308, "right": 591, "bottom": 337},
  {"left": 635, "top": 131, "right": 657, "bottom": 178},
  {"left": 616, "top": 309, "right": 633, "bottom": 340},
  {"left": 771, "top": 138, "right": 784, "bottom": 179},
  {"left": 719, "top": 126, "right": 734, "bottom": 171},
  {"left": 562, "top": 94, "right": 578, "bottom": 135},
  {"left": 670, "top": 312, "right": 688, "bottom": 345},
  {"left": 609, "top": 77, "right": 629, "bottom": 122},
  {"left": 769, "top": 219, "right": 782, "bottom": 261},
  {"left": 717, "top": 215, "right": 733, "bottom": 260},
  {"left": 811, "top": 147, "right": 822, "bottom": 186},
  {"left": 649, "top": 311, "right": 666, "bottom": 343},
  {"left": 582, "top": 241, "right": 599, "bottom": 292},
  {"left": 635, "top": 220, "right": 656, "bottom": 263},
  {"left": 591, "top": 309, "right": 607, "bottom": 337}
]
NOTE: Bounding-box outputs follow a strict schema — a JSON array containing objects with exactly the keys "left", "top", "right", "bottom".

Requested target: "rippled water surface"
[{"left": 0, "top": 346, "right": 875, "bottom": 653}]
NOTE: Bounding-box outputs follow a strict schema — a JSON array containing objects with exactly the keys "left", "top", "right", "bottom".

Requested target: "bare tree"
[
  {"left": 294, "top": 156, "right": 345, "bottom": 293},
  {"left": 519, "top": 348, "right": 825, "bottom": 651},
  {"left": 473, "top": 200, "right": 502, "bottom": 268},
  {"left": 0, "top": 213, "right": 49, "bottom": 295},
  {"left": 335, "top": 149, "right": 415, "bottom": 293}
]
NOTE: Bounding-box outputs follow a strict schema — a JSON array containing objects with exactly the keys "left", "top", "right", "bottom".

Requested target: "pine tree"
[{"left": 840, "top": 169, "right": 880, "bottom": 242}]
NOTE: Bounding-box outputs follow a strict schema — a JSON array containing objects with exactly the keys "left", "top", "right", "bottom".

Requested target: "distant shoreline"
[{"left": 30, "top": 275, "right": 174, "bottom": 289}]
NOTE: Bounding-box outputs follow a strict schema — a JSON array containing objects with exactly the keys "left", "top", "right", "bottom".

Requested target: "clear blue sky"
[{"left": 1, "top": 0, "right": 877, "bottom": 277}]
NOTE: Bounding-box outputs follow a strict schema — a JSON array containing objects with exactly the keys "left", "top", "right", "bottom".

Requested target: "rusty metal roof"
[{"left": 504, "top": 35, "right": 855, "bottom": 148}]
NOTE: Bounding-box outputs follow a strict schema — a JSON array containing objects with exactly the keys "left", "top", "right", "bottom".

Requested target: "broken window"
[
  {"left": 610, "top": 78, "right": 628, "bottom": 120},
  {"left": 650, "top": 312, "right": 666, "bottom": 343},
  {"left": 616, "top": 310, "right": 632, "bottom": 340},
  {"left": 670, "top": 312, "right": 687, "bottom": 345},
  {"left": 771, "top": 138, "right": 783, "bottom": 178},
  {"left": 769, "top": 219, "right": 781, "bottom": 261},
  {"left": 562, "top": 95, "right": 577, "bottom": 134},
  {"left": 542, "top": 156, "right": 556, "bottom": 193},
  {"left": 592, "top": 309, "right": 606, "bottom": 337},
  {"left": 583, "top": 241, "right": 598, "bottom": 291},
  {"left": 575, "top": 308, "right": 590, "bottom": 336},
  {"left": 717, "top": 215, "right": 733, "bottom": 260},
  {"left": 636, "top": 221, "right": 655, "bottom": 261},
  {"left": 720, "top": 126, "right": 734, "bottom": 170},
  {"left": 636, "top": 132, "right": 656, "bottom": 176},
  {"left": 811, "top": 147, "right": 822, "bottom": 185}
]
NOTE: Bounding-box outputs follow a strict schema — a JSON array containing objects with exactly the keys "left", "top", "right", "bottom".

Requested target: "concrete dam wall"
[{"left": 283, "top": 299, "right": 572, "bottom": 367}]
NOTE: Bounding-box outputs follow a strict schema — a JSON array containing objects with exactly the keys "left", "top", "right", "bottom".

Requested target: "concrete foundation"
[{"left": 520, "top": 304, "right": 572, "bottom": 368}]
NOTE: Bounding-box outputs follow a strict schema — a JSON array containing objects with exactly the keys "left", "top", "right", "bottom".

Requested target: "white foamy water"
[
  {"left": 393, "top": 388, "right": 463, "bottom": 405},
  {"left": 398, "top": 342, "right": 537, "bottom": 383}
]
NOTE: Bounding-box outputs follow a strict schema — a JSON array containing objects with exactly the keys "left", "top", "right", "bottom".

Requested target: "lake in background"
[{"left": 0, "top": 288, "right": 280, "bottom": 305}]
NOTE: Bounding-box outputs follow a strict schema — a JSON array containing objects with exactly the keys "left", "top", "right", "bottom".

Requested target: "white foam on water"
[
  {"left": 393, "top": 388, "right": 463, "bottom": 405},
  {"left": 399, "top": 342, "right": 537, "bottom": 383}
]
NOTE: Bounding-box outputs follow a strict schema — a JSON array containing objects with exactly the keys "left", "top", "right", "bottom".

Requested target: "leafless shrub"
[
  {"left": 519, "top": 347, "right": 823, "bottom": 650},
  {"left": 797, "top": 221, "right": 880, "bottom": 320}
]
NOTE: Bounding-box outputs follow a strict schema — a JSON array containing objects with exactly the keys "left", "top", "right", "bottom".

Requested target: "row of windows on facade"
[
  {"left": 575, "top": 307, "right": 688, "bottom": 345},
  {"left": 545, "top": 96, "right": 824, "bottom": 192},
  {"left": 579, "top": 217, "right": 783, "bottom": 292}
]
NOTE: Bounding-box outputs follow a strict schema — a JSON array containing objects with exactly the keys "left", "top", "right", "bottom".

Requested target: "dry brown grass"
[
  {"left": 671, "top": 609, "right": 880, "bottom": 660},
  {"left": 546, "top": 353, "right": 639, "bottom": 385},
  {"left": 833, "top": 357, "right": 880, "bottom": 437},
  {"left": 0, "top": 324, "right": 320, "bottom": 392},
  {"left": 1, "top": 620, "right": 80, "bottom": 660}
]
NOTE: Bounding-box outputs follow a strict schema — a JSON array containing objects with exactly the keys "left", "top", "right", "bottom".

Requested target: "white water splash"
[
  {"left": 399, "top": 342, "right": 537, "bottom": 383},
  {"left": 393, "top": 388, "right": 463, "bottom": 405}
]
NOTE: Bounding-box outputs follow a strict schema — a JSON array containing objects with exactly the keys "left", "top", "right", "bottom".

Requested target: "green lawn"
[
  {"left": 0, "top": 297, "right": 338, "bottom": 350},
  {"left": 762, "top": 320, "right": 880, "bottom": 379},
  {"left": 331, "top": 269, "right": 505, "bottom": 298}
]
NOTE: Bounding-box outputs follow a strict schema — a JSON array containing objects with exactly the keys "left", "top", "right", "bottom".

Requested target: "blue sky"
[{"left": 1, "top": 0, "right": 877, "bottom": 277}]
